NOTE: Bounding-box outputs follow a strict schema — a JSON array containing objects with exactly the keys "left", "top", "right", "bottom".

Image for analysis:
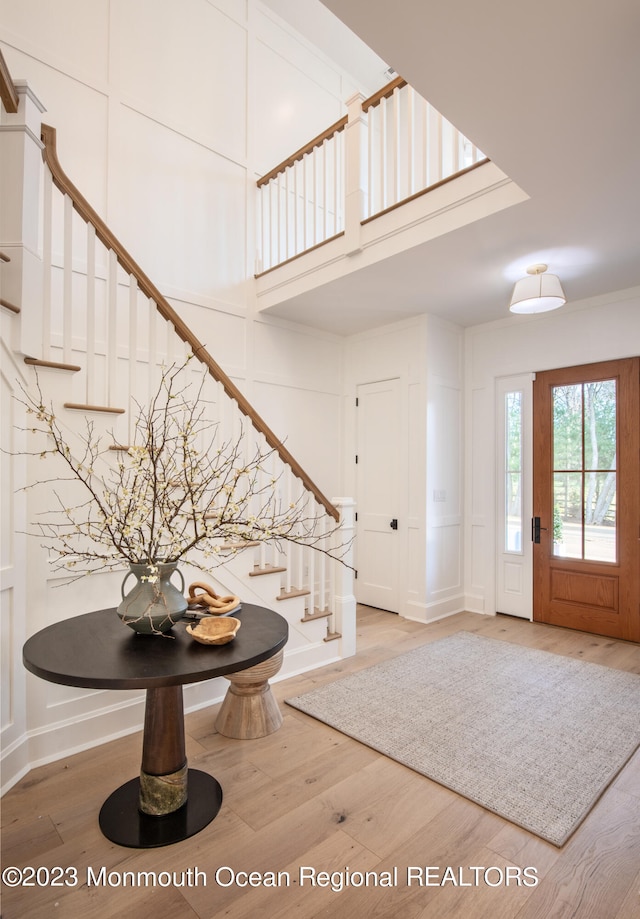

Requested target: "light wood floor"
[{"left": 2, "top": 607, "right": 640, "bottom": 919}]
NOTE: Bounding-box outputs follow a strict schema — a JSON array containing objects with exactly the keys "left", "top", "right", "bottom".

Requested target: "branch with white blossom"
[{"left": 14, "top": 358, "right": 353, "bottom": 579}]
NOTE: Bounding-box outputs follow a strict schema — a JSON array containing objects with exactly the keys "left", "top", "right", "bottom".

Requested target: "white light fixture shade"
[{"left": 509, "top": 265, "right": 566, "bottom": 314}]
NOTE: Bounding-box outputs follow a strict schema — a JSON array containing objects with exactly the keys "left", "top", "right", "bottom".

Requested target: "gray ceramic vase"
[{"left": 117, "top": 561, "right": 187, "bottom": 634}]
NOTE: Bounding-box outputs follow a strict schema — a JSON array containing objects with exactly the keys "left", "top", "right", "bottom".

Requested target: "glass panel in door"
[
  {"left": 552, "top": 379, "right": 616, "bottom": 563},
  {"left": 505, "top": 391, "right": 523, "bottom": 552}
]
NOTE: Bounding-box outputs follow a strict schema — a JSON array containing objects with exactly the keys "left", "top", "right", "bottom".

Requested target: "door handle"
[
  {"left": 390, "top": 519, "right": 398, "bottom": 530},
  {"left": 532, "top": 517, "right": 548, "bottom": 543}
]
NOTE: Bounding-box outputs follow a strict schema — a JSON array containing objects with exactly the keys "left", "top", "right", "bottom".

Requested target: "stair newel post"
[
  {"left": 343, "top": 92, "right": 367, "bottom": 255},
  {"left": 331, "top": 497, "right": 357, "bottom": 656},
  {"left": 0, "top": 80, "right": 46, "bottom": 357}
]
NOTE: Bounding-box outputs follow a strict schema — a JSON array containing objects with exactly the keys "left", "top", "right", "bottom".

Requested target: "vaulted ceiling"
[{"left": 262, "top": 0, "right": 640, "bottom": 333}]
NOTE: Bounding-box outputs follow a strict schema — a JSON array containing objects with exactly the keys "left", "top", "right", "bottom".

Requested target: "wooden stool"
[{"left": 215, "top": 649, "right": 284, "bottom": 739}]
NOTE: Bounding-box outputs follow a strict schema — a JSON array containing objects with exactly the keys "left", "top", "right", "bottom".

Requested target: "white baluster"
[
  {"left": 163, "top": 313, "right": 174, "bottom": 370},
  {"left": 432, "top": 105, "right": 443, "bottom": 185},
  {"left": 270, "top": 446, "right": 281, "bottom": 570},
  {"left": 302, "top": 153, "right": 309, "bottom": 252},
  {"left": 293, "top": 159, "right": 299, "bottom": 257},
  {"left": 107, "top": 250, "right": 118, "bottom": 407},
  {"left": 333, "top": 133, "right": 339, "bottom": 234},
  {"left": 421, "top": 98, "right": 428, "bottom": 189},
  {"left": 340, "top": 129, "right": 346, "bottom": 230},
  {"left": 407, "top": 85, "right": 415, "bottom": 196},
  {"left": 42, "top": 168, "right": 53, "bottom": 361},
  {"left": 127, "top": 277, "right": 138, "bottom": 440},
  {"left": 283, "top": 466, "right": 293, "bottom": 593},
  {"left": 275, "top": 172, "right": 282, "bottom": 266},
  {"left": 392, "top": 87, "right": 401, "bottom": 206},
  {"left": 258, "top": 433, "right": 268, "bottom": 569},
  {"left": 451, "top": 120, "right": 460, "bottom": 174},
  {"left": 322, "top": 138, "right": 328, "bottom": 241},
  {"left": 298, "top": 540, "right": 305, "bottom": 603},
  {"left": 284, "top": 167, "right": 290, "bottom": 261},
  {"left": 262, "top": 183, "right": 269, "bottom": 272},
  {"left": 165, "top": 315, "right": 177, "bottom": 367},
  {"left": 86, "top": 224, "right": 96, "bottom": 404},
  {"left": 312, "top": 151, "right": 318, "bottom": 246},
  {"left": 168, "top": 318, "right": 188, "bottom": 369},
  {"left": 379, "top": 97, "right": 387, "bottom": 212},
  {"left": 269, "top": 181, "right": 275, "bottom": 271},
  {"left": 147, "top": 294, "right": 158, "bottom": 396},
  {"left": 318, "top": 508, "right": 327, "bottom": 615},
  {"left": 62, "top": 194, "right": 73, "bottom": 364},
  {"left": 328, "top": 529, "right": 336, "bottom": 635},
  {"left": 367, "top": 104, "right": 374, "bottom": 219},
  {"left": 257, "top": 184, "right": 265, "bottom": 274}
]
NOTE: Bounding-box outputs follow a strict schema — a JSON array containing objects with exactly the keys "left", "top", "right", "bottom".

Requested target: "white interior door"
[
  {"left": 356, "top": 378, "right": 401, "bottom": 612},
  {"left": 496, "top": 374, "right": 533, "bottom": 618}
]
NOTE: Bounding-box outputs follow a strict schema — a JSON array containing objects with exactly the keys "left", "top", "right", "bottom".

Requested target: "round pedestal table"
[{"left": 23, "top": 604, "right": 288, "bottom": 848}]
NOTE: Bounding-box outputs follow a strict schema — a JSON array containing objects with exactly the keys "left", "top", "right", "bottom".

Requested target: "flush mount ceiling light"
[{"left": 509, "top": 264, "right": 566, "bottom": 314}]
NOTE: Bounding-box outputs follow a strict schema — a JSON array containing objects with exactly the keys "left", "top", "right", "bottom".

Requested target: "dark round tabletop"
[{"left": 22, "top": 604, "right": 288, "bottom": 691}]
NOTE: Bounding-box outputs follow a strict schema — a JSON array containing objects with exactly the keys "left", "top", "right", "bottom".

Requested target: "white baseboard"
[
  {"left": 1, "top": 737, "right": 31, "bottom": 797},
  {"left": 464, "top": 593, "right": 489, "bottom": 614},
  {"left": 402, "top": 594, "right": 466, "bottom": 624}
]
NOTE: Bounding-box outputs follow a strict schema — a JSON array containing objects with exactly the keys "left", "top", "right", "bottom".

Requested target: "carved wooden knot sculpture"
[{"left": 186, "top": 581, "right": 240, "bottom": 615}]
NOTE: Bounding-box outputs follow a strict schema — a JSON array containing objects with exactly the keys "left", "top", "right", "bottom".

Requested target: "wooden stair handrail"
[
  {"left": 257, "top": 76, "right": 407, "bottom": 188},
  {"left": 257, "top": 115, "right": 347, "bottom": 188},
  {"left": 40, "top": 123, "right": 338, "bottom": 521},
  {"left": 0, "top": 48, "right": 19, "bottom": 114},
  {"left": 361, "top": 75, "right": 407, "bottom": 113}
]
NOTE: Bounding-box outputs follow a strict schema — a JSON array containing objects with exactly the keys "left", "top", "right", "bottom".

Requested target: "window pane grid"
[{"left": 552, "top": 380, "right": 616, "bottom": 563}]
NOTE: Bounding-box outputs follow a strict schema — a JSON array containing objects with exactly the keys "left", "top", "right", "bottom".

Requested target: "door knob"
[{"left": 390, "top": 519, "right": 398, "bottom": 530}]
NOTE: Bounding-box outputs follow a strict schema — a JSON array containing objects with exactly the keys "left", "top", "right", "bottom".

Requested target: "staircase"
[{"left": 0, "top": 60, "right": 356, "bottom": 787}]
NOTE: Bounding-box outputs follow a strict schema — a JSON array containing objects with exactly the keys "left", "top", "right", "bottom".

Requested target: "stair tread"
[
  {"left": 64, "top": 402, "right": 125, "bottom": 414},
  {"left": 277, "top": 588, "right": 311, "bottom": 600},
  {"left": 249, "top": 565, "right": 286, "bottom": 577},
  {"left": 301, "top": 608, "right": 331, "bottom": 622},
  {"left": 324, "top": 632, "right": 341, "bottom": 642},
  {"left": 214, "top": 540, "right": 262, "bottom": 549},
  {"left": 0, "top": 251, "right": 10, "bottom": 262},
  {"left": 0, "top": 298, "right": 20, "bottom": 314},
  {"left": 25, "top": 357, "right": 82, "bottom": 372}
]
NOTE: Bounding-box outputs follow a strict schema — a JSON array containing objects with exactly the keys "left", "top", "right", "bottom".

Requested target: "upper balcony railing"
[{"left": 256, "top": 77, "right": 487, "bottom": 275}]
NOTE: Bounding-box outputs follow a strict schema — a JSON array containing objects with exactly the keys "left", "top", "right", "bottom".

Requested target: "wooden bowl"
[{"left": 186, "top": 617, "right": 241, "bottom": 645}]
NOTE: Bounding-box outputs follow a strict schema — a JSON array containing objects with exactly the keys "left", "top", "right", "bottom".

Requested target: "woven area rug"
[{"left": 286, "top": 631, "right": 640, "bottom": 845}]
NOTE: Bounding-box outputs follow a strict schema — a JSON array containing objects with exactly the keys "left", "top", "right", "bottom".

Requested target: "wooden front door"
[{"left": 533, "top": 358, "right": 639, "bottom": 641}]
